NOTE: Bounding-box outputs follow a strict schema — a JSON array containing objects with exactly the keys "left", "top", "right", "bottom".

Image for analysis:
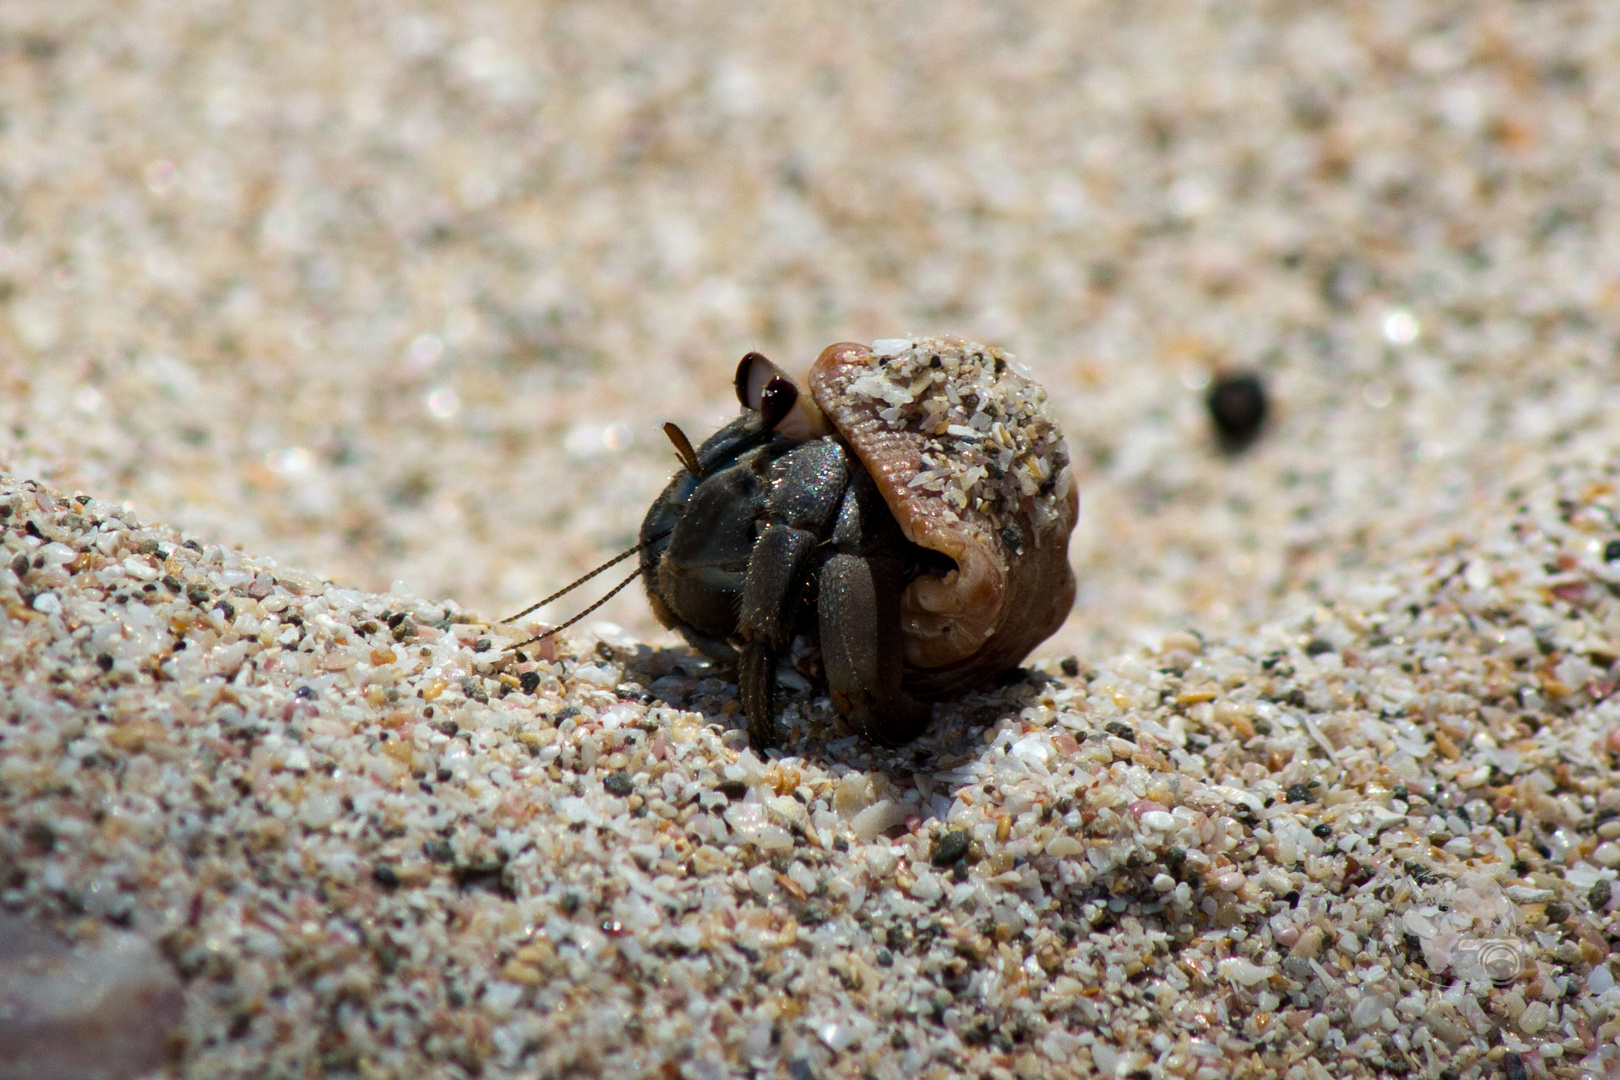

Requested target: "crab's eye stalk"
[
  {"left": 734, "top": 351, "right": 832, "bottom": 440},
  {"left": 757, "top": 376, "right": 797, "bottom": 430},
  {"left": 735, "top": 351, "right": 777, "bottom": 411}
]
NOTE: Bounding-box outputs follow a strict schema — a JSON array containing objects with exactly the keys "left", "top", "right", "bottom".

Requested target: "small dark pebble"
[
  {"left": 875, "top": 949, "right": 893, "bottom": 967},
  {"left": 1164, "top": 847, "right": 1187, "bottom": 876},
  {"left": 1286, "top": 782, "right": 1314, "bottom": 804},
  {"left": 372, "top": 864, "right": 401, "bottom": 889},
  {"left": 1546, "top": 902, "right": 1571, "bottom": 923},
  {"left": 1589, "top": 880, "right": 1612, "bottom": 910},
  {"left": 24, "top": 820, "right": 55, "bottom": 853},
  {"left": 519, "top": 670, "right": 541, "bottom": 694},
  {"left": 1605, "top": 539, "right": 1620, "bottom": 562},
  {"left": 1503, "top": 1051, "right": 1527, "bottom": 1080},
  {"left": 1207, "top": 371, "right": 1268, "bottom": 449},
  {"left": 186, "top": 585, "right": 210, "bottom": 605},
  {"left": 386, "top": 611, "right": 409, "bottom": 629},
  {"left": 1402, "top": 860, "right": 1436, "bottom": 886},
  {"left": 183, "top": 538, "right": 203, "bottom": 552},
  {"left": 604, "top": 771, "right": 635, "bottom": 797},
  {"left": 716, "top": 780, "right": 749, "bottom": 801},
  {"left": 788, "top": 1058, "right": 816, "bottom": 1080},
  {"left": 473, "top": 637, "right": 492, "bottom": 653},
  {"left": 1060, "top": 656, "right": 1080, "bottom": 678},
  {"left": 138, "top": 539, "right": 162, "bottom": 556},
  {"left": 951, "top": 862, "right": 969, "bottom": 883},
  {"left": 1304, "top": 638, "right": 1335, "bottom": 656},
  {"left": 930, "top": 830, "right": 971, "bottom": 868},
  {"left": 422, "top": 838, "right": 454, "bottom": 864},
  {"left": 215, "top": 599, "right": 235, "bottom": 620},
  {"left": 1312, "top": 822, "right": 1333, "bottom": 838},
  {"left": 96, "top": 652, "right": 114, "bottom": 672},
  {"left": 1105, "top": 721, "right": 1136, "bottom": 743},
  {"left": 294, "top": 686, "right": 315, "bottom": 699}
]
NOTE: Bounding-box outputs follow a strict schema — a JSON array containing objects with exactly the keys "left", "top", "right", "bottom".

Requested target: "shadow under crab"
[{"left": 614, "top": 639, "right": 1062, "bottom": 779}]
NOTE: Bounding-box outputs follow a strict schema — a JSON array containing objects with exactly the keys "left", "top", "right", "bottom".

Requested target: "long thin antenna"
[
  {"left": 499, "top": 528, "right": 669, "bottom": 626},
  {"left": 507, "top": 565, "right": 645, "bottom": 649}
]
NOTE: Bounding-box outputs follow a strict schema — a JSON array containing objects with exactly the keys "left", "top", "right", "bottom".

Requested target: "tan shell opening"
[{"left": 808, "top": 341, "right": 1079, "bottom": 694}]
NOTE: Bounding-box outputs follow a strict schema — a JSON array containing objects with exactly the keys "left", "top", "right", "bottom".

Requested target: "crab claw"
[{"left": 735, "top": 352, "right": 832, "bottom": 441}]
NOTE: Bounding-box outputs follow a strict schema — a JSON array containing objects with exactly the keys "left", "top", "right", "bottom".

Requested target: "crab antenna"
[
  {"left": 507, "top": 565, "right": 644, "bottom": 649},
  {"left": 498, "top": 527, "right": 669, "bottom": 626},
  {"left": 663, "top": 422, "right": 702, "bottom": 476}
]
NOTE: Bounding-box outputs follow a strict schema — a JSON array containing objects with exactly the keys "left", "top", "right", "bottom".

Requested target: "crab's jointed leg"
[
  {"left": 817, "top": 469, "right": 930, "bottom": 744},
  {"left": 735, "top": 439, "right": 848, "bottom": 749}
]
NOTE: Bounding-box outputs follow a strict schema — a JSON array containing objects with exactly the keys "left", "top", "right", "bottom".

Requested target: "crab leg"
[
  {"left": 735, "top": 439, "right": 849, "bottom": 748},
  {"left": 818, "top": 551, "right": 929, "bottom": 745},
  {"left": 737, "top": 524, "right": 818, "bottom": 748}
]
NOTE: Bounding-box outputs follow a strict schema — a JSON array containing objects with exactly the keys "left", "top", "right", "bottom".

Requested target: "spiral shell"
[{"left": 808, "top": 337, "right": 1079, "bottom": 696}]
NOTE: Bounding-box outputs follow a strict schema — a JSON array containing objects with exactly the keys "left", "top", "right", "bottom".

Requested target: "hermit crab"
[{"left": 637, "top": 337, "right": 1079, "bottom": 750}]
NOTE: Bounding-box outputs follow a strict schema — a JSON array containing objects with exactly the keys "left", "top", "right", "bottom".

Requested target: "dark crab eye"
[
  {"left": 758, "top": 376, "right": 797, "bottom": 430},
  {"left": 734, "top": 351, "right": 774, "bottom": 410},
  {"left": 733, "top": 351, "right": 831, "bottom": 440}
]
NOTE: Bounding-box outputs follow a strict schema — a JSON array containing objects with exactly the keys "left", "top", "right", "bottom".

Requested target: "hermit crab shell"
[{"left": 808, "top": 338, "right": 1079, "bottom": 696}]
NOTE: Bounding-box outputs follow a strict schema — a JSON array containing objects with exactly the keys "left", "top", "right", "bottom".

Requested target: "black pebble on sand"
[{"left": 1207, "top": 372, "right": 1268, "bottom": 451}]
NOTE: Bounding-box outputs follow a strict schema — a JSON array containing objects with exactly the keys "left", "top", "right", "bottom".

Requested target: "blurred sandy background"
[{"left": 3, "top": 0, "right": 1619, "bottom": 661}]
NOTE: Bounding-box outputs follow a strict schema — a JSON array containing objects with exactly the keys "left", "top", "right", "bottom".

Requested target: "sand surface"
[{"left": 3, "top": 2, "right": 1620, "bottom": 1078}]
